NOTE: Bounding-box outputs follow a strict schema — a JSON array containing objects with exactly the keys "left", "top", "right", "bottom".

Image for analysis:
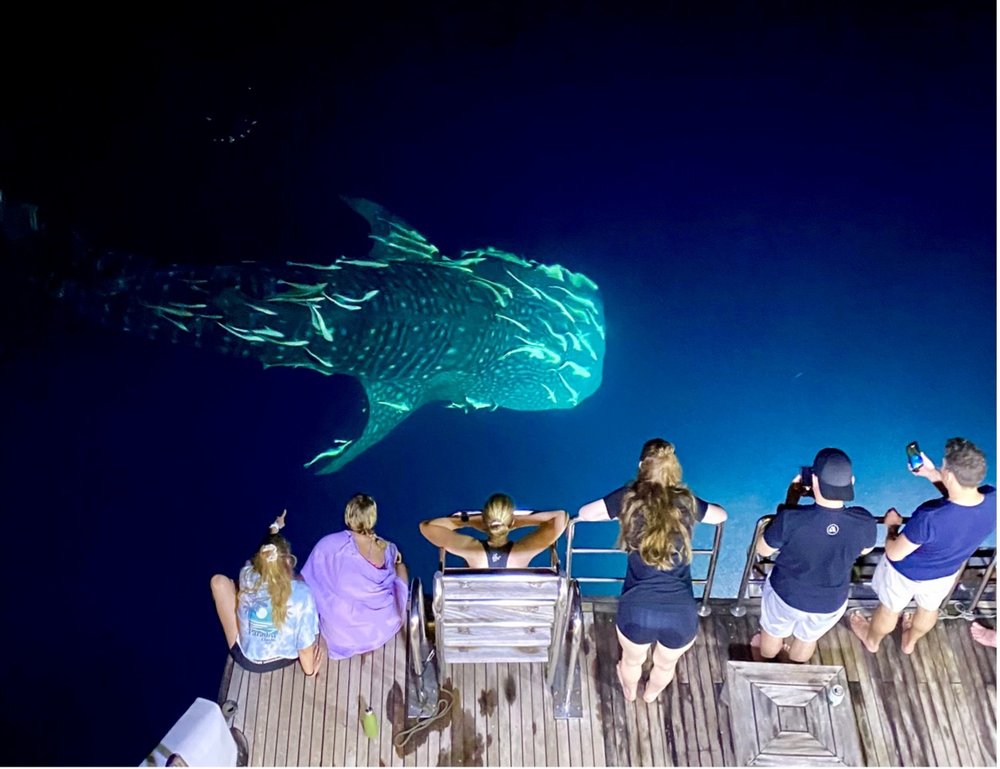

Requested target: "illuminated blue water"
[{"left": 0, "top": 4, "right": 994, "bottom": 765}]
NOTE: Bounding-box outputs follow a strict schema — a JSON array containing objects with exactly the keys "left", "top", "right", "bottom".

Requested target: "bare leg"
[
  {"left": 643, "top": 637, "right": 696, "bottom": 702},
  {"left": 971, "top": 623, "right": 997, "bottom": 648},
  {"left": 786, "top": 637, "right": 817, "bottom": 663},
  {"left": 900, "top": 608, "right": 937, "bottom": 655},
  {"left": 211, "top": 574, "right": 239, "bottom": 648},
  {"left": 615, "top": 627, "right": 650, "bottom": 702},
  {"left": 758, "top": 629, "right": 785, "bottom": 660},
  {"left": 849, "top": 605, "right": 899, "bottom": 653}
]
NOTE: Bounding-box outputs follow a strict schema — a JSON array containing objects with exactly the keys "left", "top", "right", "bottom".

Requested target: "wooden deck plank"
[
  {"left": 831, "top": 622, "right": 891, "bottom": 767},
  {"left": 284, "top": 664, "right": 304, "bottom": 765},
  {"left": 593, "top": 608, "right": 626, "bottom": 766},
  {"left": 388, "top": 634, "right": 408, "bottom": 768},
  {"left": 483, "top": 662, "right": 498, "bottom": 768},
  {"left": 676, "top": 651, "right": 699, "bottom": 767},
  {"left": 332, "top": 655, "right": 353, "bottom": 768},
  {"left": 664, "top": 649, "right": 688, "bottom": 766},
  {"left": 580, "top": 610, "right": 604, "bottom": 767},
  {"left": 516, "top": 660, "right": 535, "bottom": 768},
  {"left": 706, "top": 612, "right": 736, "bottom": 767},
  {"left": 227, "top": 660, "right": 247, "bottom": 734},
  {"left": 251, "top": 669, "right": 274, "bottom": 767},
  {"left": 632, "top": 689, "right": 653, "bottom": 767},
  {"left": 367, "top": 643, "right": 386, "bottom": 767},
  {"left": 313, "top": 656, "right": 334, "bottom": 766},
  {"left": 296, "top": 665, "right": 315, "bottom": 765},
  {"left": 852, "top": 620, "right": 899, "bottom": 766},
  {"left": 360, "top": 652, "right": 377, "bottom": 767},
  {"left": 460, "top": 662, "right": 477, "bottom": 767},
  {"left": 692, "top": 632, "right": 724, "bottom": 767},
  {"left": 574, "top": 650, "right": 596, "bottom": 768},
  {"left": 270, "top": 665, "right": 293, "bottom": 766},
  {"left": 241, "top": 666, "right": 260, "bottom": 765},
  {"left": 647, "top": 687, "right": 668, "bottom": 767},
  {"left": 346, "top": 653, "right": 365, "bottom": 768},
  {"left": 919, "top": 620, "right": 974, "bottom": 766},
  {"left": 883, "top": 627, "right": 933, "bottom": 765},
  {"left": 946, "top": 619, "right": 996, "bottom": 764}
]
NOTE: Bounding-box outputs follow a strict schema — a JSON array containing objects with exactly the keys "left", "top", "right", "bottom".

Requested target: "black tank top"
[{"left": 480, "top": 539, "right": 516, "bottom": 567}]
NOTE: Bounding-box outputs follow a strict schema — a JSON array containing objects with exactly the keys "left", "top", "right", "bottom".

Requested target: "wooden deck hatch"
[{"left": 722, "top": 661, "right": 863, "bottom": 766}]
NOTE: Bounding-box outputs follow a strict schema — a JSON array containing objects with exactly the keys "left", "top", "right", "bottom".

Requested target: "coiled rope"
[{"left": 391, "top": 687, "right": 455, "bottom": 749}]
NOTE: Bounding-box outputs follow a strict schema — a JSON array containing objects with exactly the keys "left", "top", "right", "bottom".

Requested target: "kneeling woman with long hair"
[
  {"left": 578, "top": 439, "right": 727, "bottom": 702},
  {"left": 211, "top": 511, "right": 325, "bottom": 675}
]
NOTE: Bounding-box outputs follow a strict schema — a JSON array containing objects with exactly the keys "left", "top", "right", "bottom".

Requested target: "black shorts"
[
  {"left": 229, "top": 643, "right": 297, "bottom": 673},
  {"left": 615, "top": 601, "right": 699, "bottom": 649}
]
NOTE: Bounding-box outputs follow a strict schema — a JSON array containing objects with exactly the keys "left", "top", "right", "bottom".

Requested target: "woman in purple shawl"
[{"left": 301, "top": 494, "right": 409, "bottom": 659}]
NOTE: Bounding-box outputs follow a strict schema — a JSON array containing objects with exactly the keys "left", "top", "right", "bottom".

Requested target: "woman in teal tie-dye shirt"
[{"left": 211, "top": 511, "right": 325, "bottom": 675}]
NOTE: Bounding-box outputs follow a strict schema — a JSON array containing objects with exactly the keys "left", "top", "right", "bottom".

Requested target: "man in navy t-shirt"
[
  {"left": 755, "top": 448, "right": 877, "bottom": 663},
  {"left": 851, "top": 437, "right": 996, "bottom": 655}
]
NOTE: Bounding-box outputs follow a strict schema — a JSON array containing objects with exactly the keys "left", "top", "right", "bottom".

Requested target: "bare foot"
[
  {"left": 849, "top": 611, "right": 880, "bottom": 653},
  {"left": 750, "top": 632, "right": 765, "bottom": 662},
  {"left": 900, "top": 612, "right": 916, "bottom": 655},
  {"left": 971, "top": 623, "right": 998, "bottom": 648},
  {"left": 616, "top": 661, "right": 637, "bottom": 702}
]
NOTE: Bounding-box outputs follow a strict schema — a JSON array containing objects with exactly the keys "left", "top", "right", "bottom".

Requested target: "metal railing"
[
  {"left": 549, "top": 580, "right": 584, "bottom": 719},
  {"left": 730, "top": 513, "right": 997, "bottom": 618},
  {"left": 405, "top": 577, "right": 440, "bottom": 719},
  {"left": 565, "top": 517, "right": 726, "bottom": 616}
]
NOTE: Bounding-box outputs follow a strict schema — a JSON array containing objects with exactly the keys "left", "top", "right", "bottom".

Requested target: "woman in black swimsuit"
[
  {"left": 419, "top": 493, "right": 568, "bottom": 568},
  {"left": 578, "top": 439, "right": 727, "bottom": 702}
]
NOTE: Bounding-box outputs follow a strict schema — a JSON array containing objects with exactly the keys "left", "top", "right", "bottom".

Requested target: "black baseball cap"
[{"left": 812, "top": 448, "right": 854, "bottom": 501}]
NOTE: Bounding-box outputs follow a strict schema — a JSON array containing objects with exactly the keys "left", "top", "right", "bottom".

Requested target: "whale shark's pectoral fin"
[{"left": 305, "top": 381, "right": 419, "bottom": 474}]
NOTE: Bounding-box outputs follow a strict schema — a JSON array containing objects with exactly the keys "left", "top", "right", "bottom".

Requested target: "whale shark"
[{"left": 2, "top": 195, "right": 606, "bottom": 473}]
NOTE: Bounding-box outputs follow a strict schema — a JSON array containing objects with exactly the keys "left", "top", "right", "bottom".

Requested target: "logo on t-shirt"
[{"left": 826, "top": 524, "right": 840, "bottom": 536}]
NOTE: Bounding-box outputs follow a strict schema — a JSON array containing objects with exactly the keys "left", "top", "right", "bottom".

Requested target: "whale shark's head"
[{"left": 447, "top": 247, "right": 606, "bottom": 413}]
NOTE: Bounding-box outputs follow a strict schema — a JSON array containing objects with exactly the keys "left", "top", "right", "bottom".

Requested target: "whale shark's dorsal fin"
[{"left": 341, "top": 196, "right": 441, "bottom": 263}]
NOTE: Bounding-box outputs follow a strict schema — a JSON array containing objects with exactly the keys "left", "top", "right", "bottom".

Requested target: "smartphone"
[
  {"left": 800, "top": 466, "right": 813, "bottom": 488},
  {"left": 906, "top": 441, "right": 924, "bottom": 471}
]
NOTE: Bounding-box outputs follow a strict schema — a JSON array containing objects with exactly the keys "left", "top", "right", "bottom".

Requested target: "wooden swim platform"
[{"left": 216, "top": 598, "right": 997, "bottom": 767}]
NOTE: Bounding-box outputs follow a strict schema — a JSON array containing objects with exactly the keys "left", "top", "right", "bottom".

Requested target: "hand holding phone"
[{"left": 906, "top": 441, "right": 924, "bottom": 472}]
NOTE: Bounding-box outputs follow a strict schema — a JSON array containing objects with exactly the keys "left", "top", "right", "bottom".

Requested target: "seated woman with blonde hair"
[
  {"left": 420, "top": 493, "right": 568, "bottom": 568},
  {"left": 578, "top": 438, "right": 727, "bottom": 703},
  {"left": 210, "top": 511, "right": 325, "bottom": 676},
  {"left": 301, "top": 494, "right": 409, "bottom": 659}
]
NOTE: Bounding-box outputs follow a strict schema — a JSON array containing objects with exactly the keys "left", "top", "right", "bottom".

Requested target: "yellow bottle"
[{"left": 361, "top": 706, "right": 378, "bottom": 739}]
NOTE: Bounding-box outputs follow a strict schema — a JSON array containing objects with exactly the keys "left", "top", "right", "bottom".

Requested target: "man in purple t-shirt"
[{"left": 851, "top": 437, "right": 996, "bottom": 655}]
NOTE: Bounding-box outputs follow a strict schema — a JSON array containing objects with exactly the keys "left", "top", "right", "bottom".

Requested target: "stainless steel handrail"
[
  {"left": 565, "top": 517, "right": 726, "bottom": 615},
  {"left": 556, "top": 581, "right": 584, "bottom": 718},
  {"left": 958, "top": 550, "right": 996, "bottom": 616},
  {"left": 406, "top": 576, "right": 441, "bottom": 718},
  {"left": 407, "top": 576, "right": 428, "bottom": 678}
]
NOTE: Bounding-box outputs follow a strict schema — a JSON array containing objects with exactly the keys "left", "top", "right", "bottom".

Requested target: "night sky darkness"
[{"left": 0, "top": 3, "right": 995, "bottom": 765}]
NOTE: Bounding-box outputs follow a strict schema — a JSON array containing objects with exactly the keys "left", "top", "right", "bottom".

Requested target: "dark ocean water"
[{"left": 0, "top": 3, "right": 995, "bottom": 765}]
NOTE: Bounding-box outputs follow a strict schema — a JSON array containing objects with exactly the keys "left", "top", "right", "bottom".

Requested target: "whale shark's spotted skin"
[{"left": 65, "top": 198, "right": 607, "bottom": 473}]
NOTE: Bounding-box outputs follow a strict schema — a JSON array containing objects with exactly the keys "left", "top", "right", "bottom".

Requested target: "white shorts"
[
  {"left": 871, "top": 557, "right": 960, "bottom": 613},
  {"left": 760, "top": 578, "right": 848, "bottom": 643}
]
